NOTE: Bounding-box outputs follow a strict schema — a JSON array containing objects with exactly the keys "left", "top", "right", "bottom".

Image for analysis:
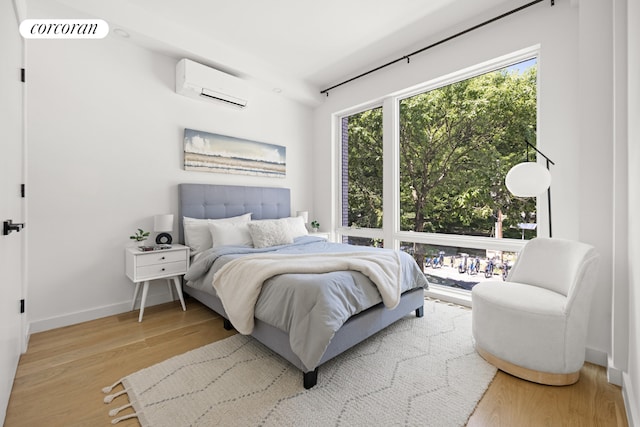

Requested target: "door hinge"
[
  {"left": 20, "top": 299, "right": 25, "bottom": 314},
  {"left": 21, "top": 68, "right": 25, "bottom": 83},
  {"left": 21, "top": 184, "right": 25, "bottom": 198}
]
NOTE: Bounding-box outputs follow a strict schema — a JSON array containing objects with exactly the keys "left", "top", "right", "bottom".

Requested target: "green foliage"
[
  {"left": 345, "top": 108, "right": 384, "bottom": 229},
  {"left": 346, "top": 65, "right": 538, "bottom": 245},
  {"left": 310, "top": 220, "right": 320, "bottom": 229},
  {"left": 130, "top": 228, "right": 150, "bottom": 241}
]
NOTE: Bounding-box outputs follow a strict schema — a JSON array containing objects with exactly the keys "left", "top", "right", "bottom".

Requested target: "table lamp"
[{"left": 154, "top": 214, "right": 174, "bottom": 245}]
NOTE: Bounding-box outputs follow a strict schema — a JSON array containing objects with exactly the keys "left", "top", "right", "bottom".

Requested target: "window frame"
[
  {"left": 333, "top": 48, "right": 542, "bottom": 305},
  {"left": 334, "top": 100, "right": 386, "bottom": 242}
]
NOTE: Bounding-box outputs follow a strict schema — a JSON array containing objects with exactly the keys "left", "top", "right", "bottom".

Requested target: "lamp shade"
[
  {"left": 154, "top": 214, "right": 174, "bottom": 232},
  {"left": 505, "top": 162, "right": 551, "bottom": 197},
  {"left": 296, "top": 210, "right": 309, "bottom": 223}
]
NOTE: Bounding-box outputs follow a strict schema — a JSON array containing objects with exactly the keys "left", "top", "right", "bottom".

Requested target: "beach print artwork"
[{"left": 184, "top": 128, "right": 286, "bottom": 178}]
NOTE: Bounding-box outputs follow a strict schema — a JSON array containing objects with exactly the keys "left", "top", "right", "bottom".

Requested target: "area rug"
[{"left": 103, "top": 300, "right": 496, "bottom": 426}]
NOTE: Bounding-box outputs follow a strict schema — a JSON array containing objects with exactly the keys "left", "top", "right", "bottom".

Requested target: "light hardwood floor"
[{"left": 5, "top": 298, "right": 628, "bottom": 427}]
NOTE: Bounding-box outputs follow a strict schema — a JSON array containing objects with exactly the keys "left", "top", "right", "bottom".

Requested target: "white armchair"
[{"left": 471, "top": 237, "right": 599, "bottom": 385}]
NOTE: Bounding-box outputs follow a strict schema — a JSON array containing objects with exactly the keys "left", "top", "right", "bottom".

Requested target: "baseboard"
[
  {"left": 607, "top": 355, "right": 624, "bottom": 386},
  {"left": 623, "top": 372, "right": 639, "bottom": 427},
  {"left": 28, "top": 293, "right": 174, "bottom": 334},
  {"left": 584, "top": 346, "right": 608, "bottom": 368},
  {"left": 22, "top": 323, "right": 30, "bottom": 354},
  {"left": 425, "top": 286, "right": 471, "bottom": 308}
]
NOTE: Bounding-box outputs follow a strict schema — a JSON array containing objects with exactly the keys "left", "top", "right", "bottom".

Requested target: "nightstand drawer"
[
  {"left": 136, "top": 251, "right": 186, "bottom": 267},
  {"left": 136, "top": 261, "right": 187, "bottom": 280}
]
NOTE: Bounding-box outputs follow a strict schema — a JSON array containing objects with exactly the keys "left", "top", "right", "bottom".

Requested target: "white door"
[{"left": 0, "top": 0, "right": 25, "bottom": 423}]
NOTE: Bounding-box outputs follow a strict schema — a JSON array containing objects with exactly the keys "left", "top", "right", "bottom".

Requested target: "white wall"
[
  {"left": 312, "top": 1, "right": 613, "bottom": 363},
  {"left": 576, "top": 0, "right": 615, "bottom": 370},
  {"left": 625, "top": 0, "right": 640, "bottom": 421},
  {"left": 25, "top": 1, "right": 314, "bottom": 332}
]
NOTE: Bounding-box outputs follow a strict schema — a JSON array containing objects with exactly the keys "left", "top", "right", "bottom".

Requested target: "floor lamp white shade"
[{"left": 505, "top": 162, "right": 551, "bottom": 197}]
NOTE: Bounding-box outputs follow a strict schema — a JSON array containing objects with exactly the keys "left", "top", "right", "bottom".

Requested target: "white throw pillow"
[
  {"left": 247, "top": 219, "right": 294, "bottom": 248},
  {"left": 208, "top": 221, "right": 253, "bottom": 247},
  {"left": 183, "top": 213, "right": 251, "bottom": 254},
  {"left": 282, "top": 216, "right": 309, "bottom": 238}
]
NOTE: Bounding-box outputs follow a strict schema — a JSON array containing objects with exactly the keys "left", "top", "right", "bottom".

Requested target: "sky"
[{"left": 505, "top": 57, "right": 537, "bottom": 74}]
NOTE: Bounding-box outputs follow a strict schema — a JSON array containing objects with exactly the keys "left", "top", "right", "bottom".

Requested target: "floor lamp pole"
[
  {"left": 546, "top": 158, "right": 552, "bottom": 238},
  {"left": 524, "top": 141, "right": 554, "bottom": 238}
]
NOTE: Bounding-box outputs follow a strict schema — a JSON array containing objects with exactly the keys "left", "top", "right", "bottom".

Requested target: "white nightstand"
[{"left": 125, "top": 244, "right": 190, "bottom": 322}]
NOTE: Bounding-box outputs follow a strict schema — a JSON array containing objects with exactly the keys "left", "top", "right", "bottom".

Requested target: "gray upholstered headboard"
[{"left": 178, "top": 184, "right": 291, "bottom": 244}]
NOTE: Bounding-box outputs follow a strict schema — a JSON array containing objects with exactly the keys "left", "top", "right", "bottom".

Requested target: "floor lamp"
[{"left": 504, "top": 141, "right": 555, "bottom": 237}]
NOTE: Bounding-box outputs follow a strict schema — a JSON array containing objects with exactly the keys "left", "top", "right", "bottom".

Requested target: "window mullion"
[{"left": 382, "top": 96, "right": 398, "bottom": 249}]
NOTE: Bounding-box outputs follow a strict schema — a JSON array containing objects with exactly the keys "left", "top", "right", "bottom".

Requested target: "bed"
[{"left": 178, "top": 183, "right": 428, "bottom": 389}]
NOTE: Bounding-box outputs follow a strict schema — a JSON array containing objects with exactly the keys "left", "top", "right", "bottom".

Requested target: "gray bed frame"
[{"left": 178, "top": 183, "right": 424, "bottom": 389}]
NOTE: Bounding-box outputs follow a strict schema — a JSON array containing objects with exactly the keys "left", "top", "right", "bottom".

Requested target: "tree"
[
  {"left": 345, "top": 65, "right": 538, "bottom": 266},
  {"left": 399, "top": 68, "right": 537, "bottom": 264},
  {"left": 345, "top": 108, "right": 383, "bottom": 229}
]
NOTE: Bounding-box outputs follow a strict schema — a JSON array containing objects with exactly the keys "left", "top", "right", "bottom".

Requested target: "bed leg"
[
  {"left": 303, "top": 368, "right": 318, "bottom": 389},
  {"left": 416, "top": 306, "right": 424, "bottom": 318},
  {"left": 223, "top": 318, "right": 233, "bottom": 330}
]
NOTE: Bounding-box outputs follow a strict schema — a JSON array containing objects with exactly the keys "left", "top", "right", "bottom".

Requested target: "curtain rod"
[{"left": 320, "top": 0, "right": 553, "bottom": 96}]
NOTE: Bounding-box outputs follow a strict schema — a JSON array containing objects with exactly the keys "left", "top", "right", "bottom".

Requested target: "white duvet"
[{"left": 212, "top": 251, "right": 402, "bottom": 335}]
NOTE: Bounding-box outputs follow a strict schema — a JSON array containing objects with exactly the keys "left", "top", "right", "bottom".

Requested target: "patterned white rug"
[{"left": 103, "top": 300, "right": 496, "bottom": 426}]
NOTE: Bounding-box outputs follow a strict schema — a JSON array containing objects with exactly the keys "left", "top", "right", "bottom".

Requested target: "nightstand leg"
[
  {"left": 138, "top": 281, "right": 150, "bottom": 322},
  {"left": 172, "top": 276, "right": 186, "bottom": 311},
  {"left": 166, "top": 279, "right": 174, "bottom": 301},
  {"left": 131, "top": 282, "right": 141, "bottom": 311}
]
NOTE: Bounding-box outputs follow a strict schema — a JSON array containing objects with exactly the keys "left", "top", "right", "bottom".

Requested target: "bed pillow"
[
  {"left": 183, "top": 213, "right": 251, "bottom": 254},
  {"left": 208, "top": 221, "right": 253, "bottom": 248},
  {"left": 247, "top": 219, "right": 294, "bottom": 248},
  {"left": 282, "top": 216, "right": 309, "bottom": 238}
]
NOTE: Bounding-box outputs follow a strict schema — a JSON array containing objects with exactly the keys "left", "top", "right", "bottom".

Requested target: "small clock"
[{"left": 156, "top": 232, "right": 173, "bottom": 245}]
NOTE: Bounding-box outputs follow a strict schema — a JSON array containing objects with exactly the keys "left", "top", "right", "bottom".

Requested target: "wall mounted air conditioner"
[{"left": 175, "top": 58, "right": 248, "bottom": 109}]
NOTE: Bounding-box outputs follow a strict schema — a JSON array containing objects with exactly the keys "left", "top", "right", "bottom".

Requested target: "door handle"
[{"left": 3, "top": 219, "right": 25, "bottom": 236}]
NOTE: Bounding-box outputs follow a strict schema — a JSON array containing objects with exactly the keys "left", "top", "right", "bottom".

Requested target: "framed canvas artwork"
[{"left": 184, "top": 128, "right": 286, "bottom": 178}]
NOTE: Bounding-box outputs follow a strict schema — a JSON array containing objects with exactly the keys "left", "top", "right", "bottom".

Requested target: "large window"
[
  {"left": 341, "top": 107, "right": 383, "bottom": 229},
  {"left": 338, "top": 55, "right": 538, "bottom": 297},
  {"left": 400, "top": 241, "right": 520, "bottom": 291},
  {"left": 398, "top": 59, "right": 537, "bottom": 266},
  {"left": 340, "top": 106, "right": 383, "bottom": 246}
]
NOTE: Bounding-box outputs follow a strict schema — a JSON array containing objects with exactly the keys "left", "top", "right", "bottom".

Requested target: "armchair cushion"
[{"left": 507, "top": 237, "right": 596, "bottom": 297}]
